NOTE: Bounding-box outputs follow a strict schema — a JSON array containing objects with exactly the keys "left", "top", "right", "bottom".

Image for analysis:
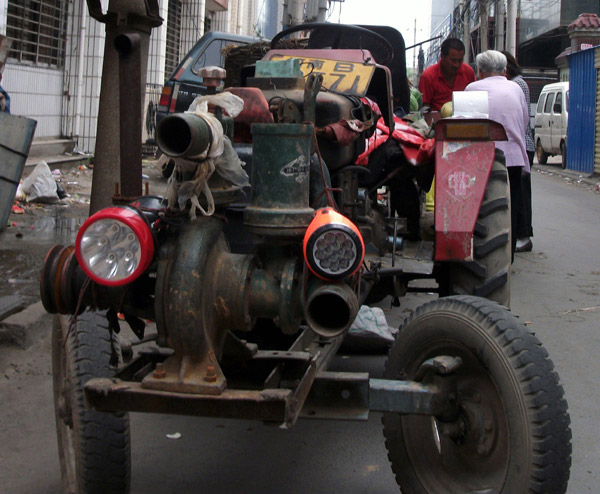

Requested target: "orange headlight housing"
[{"left": 303, "top": 208, "right": 365, "bottom": 280}]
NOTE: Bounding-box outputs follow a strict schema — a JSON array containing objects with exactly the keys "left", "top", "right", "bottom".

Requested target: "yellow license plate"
[{"left": 268, "top": 54, "right": 375, "bottom": 96}]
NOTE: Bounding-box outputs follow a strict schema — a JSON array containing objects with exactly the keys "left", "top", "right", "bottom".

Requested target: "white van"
[{"left": 534, "top": 81, "right": 569, "bottom": 168}]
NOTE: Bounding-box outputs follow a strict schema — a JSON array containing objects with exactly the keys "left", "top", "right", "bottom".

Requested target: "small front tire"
[{"left": 382, "top": 296, "right": 572, "bottom": 494}]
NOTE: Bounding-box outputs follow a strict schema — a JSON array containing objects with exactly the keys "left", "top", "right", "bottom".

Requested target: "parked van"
[{"left": 534, "top": 81, "right": 569, "bottom": 168}]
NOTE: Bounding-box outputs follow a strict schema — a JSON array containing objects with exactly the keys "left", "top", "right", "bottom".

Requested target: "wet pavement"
[{"left": 0, "top": 160, "right": 167, "bottom": 305}]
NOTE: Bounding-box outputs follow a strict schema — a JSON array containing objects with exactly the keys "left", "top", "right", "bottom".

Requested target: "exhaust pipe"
[{"left": 304, "top": 282, "right": 359, "bottom": 338}]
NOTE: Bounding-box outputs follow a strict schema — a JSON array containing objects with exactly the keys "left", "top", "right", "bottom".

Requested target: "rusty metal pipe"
[
  {"left": 304, "top": 281, "right": 359, "bottom": 338},
  {"left": 156, "top": 112, "right": 212, "bottom": 158},
  {"left": 115, "top": 32, "right": 143, "bottom": 201}
]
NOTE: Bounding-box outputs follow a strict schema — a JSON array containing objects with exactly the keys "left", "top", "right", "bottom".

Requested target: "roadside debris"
[
  {"left": 17, "top": 161, "right": 59, "bottom": 203},
  {"left": 341, "top": 306, "right": 398, "bottom": 353}
]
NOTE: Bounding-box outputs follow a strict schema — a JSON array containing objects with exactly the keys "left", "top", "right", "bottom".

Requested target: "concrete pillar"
[
  {"left": 495, "top": 0, "right": 504, "bottom": 51},
  {"left": 480, "top": 0, "right": 488, "bottom": 52},
  {"left": 506, "top": 0, "right": 517, "bottom": 55}
]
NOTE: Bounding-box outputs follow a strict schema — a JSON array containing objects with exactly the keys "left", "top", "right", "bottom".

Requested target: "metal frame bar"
[
  {"left": 84, "top": 334, "right": 449, "bottom": 426},
  {"left": 84, "top": 370, "right": 446, "bottom": 424}
]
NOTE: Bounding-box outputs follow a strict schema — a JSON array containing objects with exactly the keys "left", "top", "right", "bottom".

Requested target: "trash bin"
[{"left": 0, "top": 111, "right": 37, "bottom": 231}]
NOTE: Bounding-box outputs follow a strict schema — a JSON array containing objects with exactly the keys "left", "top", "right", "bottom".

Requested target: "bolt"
[
  {"left": 204, "top": 365, "right": 217, "bottom": 383},
  {"left": 477, "top": 443, "right": 487, "bottom": 455},
  {"left": 153, "top": 362, "right": 166, "bottom": 379},
  {"left": 485, "top": 419, "right": 493, "bottom": 432}
]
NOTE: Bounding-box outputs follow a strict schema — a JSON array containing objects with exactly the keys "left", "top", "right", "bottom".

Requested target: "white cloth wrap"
[{"left": 165, "top": 92, "right": 248, "bottom": 219}]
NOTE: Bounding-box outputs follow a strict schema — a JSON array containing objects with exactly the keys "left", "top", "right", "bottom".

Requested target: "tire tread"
[{"left": 382, "top": 296, "right": 571, "bottom": 494}]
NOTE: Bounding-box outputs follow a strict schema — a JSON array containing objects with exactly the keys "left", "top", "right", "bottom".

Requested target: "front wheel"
[
  {"left": 53, "top": 310, "right": 131, "bottom": 494},
  {"left": 382, "top": 296, "right": 571, "bottom": 494}
]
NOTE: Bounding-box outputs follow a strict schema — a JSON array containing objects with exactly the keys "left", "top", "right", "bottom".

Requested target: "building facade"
[
  {"left": 427, "top": 0, "right": 599, "bottom": 67},
  {"left": 0, "top": 0, "right": 284, "bottom": 152}
]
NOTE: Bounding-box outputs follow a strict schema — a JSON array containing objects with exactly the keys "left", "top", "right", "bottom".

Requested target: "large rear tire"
[
  {"left": 440, "top": 150, "right": 511, "bottom": 306},
  {"left": 52, "top": 310, "right": 131, "bottom": 494},
  {"left": 382, "top": 296, "right": 572, "bottom": 494}
]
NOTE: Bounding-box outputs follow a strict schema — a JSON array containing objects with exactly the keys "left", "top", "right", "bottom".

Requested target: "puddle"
[{"left": 31, "top": 216, "right": 83, "bottom": 242}]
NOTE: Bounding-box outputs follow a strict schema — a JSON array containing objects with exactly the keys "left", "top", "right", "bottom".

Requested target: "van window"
[
  {"left": 553, "top": 92, "right": 562, "bottom": 114},
  {"left": 566, "top": 90, "right": 569, "bottom": 112},
  {"left": 192, "top": 39, "right": 249, "bottom": 74},
  {"left": 536, "top": 94, "right": 546, "bottom": 113},
  {"left": 543, "top": 93, "right": 555, "bottom": 113}
]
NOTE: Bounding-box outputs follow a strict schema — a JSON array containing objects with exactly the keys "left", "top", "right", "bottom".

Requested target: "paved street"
[{"left": 0, "top": 161, "right": 599, "bottom": 493}]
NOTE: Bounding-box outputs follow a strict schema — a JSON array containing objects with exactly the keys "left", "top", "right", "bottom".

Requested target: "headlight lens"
[
  {"left": 303, "top": 208, "right": 364, "bottom": 280},
  {"left": 76, "top": 207, "right": 154, "bottom": 286}
]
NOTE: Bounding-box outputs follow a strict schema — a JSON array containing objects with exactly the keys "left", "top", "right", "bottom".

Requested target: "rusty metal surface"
[
  {"left": 85, "top": 372, "right": 446, "bottom": 423},
  {"left": 85, "top": 377, "right": 295, "bottom": 422},
  {"left": 115, "top": 33, "right": 143, "bottom": 201},
  {"left": 157, "top": 218, "right": 228, "bottom": 359},
  {"left": 434, "top": 140, "right": 496, "bottom": 261},
  {"left": 141, "top": 352, "right": 227, "bottom": 395},
  {"left": 369, "top": 378, "right": 445, "bottom": 415},
  {"left": 86, "top": 349, "right": 319, "bottom": 426},
  {"left": 301, "top": 371, "right": 370, "bottom": 420}
]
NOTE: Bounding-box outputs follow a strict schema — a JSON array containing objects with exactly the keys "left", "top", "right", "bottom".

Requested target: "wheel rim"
[
  {"left": 400, "top": 340, "right": 510, "bottom": 493},
  {"left": 53, "top": 316, "right": 78, "bottom": 494}
]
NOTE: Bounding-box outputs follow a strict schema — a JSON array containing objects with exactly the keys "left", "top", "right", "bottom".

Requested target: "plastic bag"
[
  {"left": 214, "top": 136, "right": 249, "bottom": 188},
  {"left": 342, "top": 306, "right": 398, "bottom": 353},
  {"left": 21, "top": 161, "right": 59, "bottom": 203}
]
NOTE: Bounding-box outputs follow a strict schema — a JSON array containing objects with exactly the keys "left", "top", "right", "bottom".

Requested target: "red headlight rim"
[{"left": 75, "top": 207, "right": 154, "bottom": 286}]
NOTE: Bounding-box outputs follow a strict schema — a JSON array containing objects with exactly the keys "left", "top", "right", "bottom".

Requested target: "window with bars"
[
  {"left": 165, "top": 0, "right": 182, "bottom": 80},
  {"left": 6, "top": 0, "right": 68, "bottom": 68}
]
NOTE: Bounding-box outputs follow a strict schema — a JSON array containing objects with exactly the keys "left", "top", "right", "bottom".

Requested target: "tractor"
[{"left": 41, "top": 23, "right": 571, "bottom": 494}]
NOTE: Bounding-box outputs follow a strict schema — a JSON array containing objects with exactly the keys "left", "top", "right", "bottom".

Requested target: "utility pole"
[
  {"left": 460, "top": 0, "right": 470, "bottom": 62},
  {"left": 505, "top": 0, "right": 517, "bottom": 55},
  {"left": 495, "top": 0, "right": 504, "bottom": 51},
  {"left": 413, "top": 18, "right": 417, "bottom": 76},
  {"left": 86, "top": 0, "right": 161, "bottom": 213},
  {"left": 317, "top": 0, "right": 327, "bottom": 22},
  {"left": 480, "top": 0, "right": 488, "bottom": 52},
  {"left": 292, "top": 0, "right": 304, "bottom": 27}
]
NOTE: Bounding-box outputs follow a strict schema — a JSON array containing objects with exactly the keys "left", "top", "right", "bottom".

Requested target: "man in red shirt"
[{"left": 418, "top": 38, "right": 475, "bottom": 111}]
